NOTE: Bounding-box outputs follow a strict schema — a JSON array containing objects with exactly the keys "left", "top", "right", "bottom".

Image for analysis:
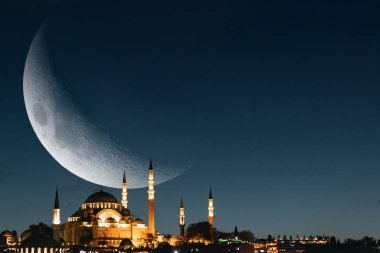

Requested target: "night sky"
[{"left": 1, "top": 0, "right": 380, "bottom": 240}]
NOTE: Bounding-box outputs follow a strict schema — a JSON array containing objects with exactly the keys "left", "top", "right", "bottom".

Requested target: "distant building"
[
  {"left": 1, "top": 230, "right": 17, "bottom": 252},
  {"left": 1, "top": 230, "right": 16, "bottom": 247},
  {"left": 252, "top": 235, "right": 329, "bottom": 253}
]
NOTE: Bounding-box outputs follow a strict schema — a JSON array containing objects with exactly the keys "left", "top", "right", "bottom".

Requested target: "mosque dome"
[{"left": 84, "top": 190, "right": 118, "bottom": 204}]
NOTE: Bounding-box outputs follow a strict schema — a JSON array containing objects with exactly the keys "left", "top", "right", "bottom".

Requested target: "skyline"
[{"left": 0, "top": 0, "right": 380, "bottom": 240}]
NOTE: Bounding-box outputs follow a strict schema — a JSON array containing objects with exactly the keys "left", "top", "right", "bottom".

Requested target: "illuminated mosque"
[
  {"left": 50, "top": 160, "right": 215, "bottom": 249},
  {"left": 1, "top": 160, "right": 331, "bottom": 253}
]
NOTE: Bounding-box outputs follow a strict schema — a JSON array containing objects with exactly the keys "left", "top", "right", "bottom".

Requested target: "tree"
[
  {"left": 186, "top": 222, "right": 213, "bottom": 242},
  {"left": 29, "top": 223, "right": 53, "bottom": 238},
  {"left": 145, "top": 233, "right": 155, "bottom": 249},
  {"left": 155, "top": 242, "right": 172, "bottom": 253},
  {"left": 216, "top": 231, "right": 231, "bottom": 241},
  {"left": 361, "top": 236, "right": 377, "bottom": 249},
  {"left": 344, "top": 238, "right": 361, "bottom": 248},
  {"left": 238, "top": 230, "right": 255, "bottom": 242},
  {"left": 329, "top": 236, "right": 336, "bottom": 245}
]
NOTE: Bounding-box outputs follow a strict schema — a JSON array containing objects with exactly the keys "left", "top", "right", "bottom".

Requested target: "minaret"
[
  {"left": 179, "top": 196, "right": 185, "bottom": 237},
  {"left": 208, "top": 187, "right": 214, "bottom": 227},
  {"left": 233, "top": 225, "right": 239, "bottom": 240},
  {"left": 121, "top": 171, "right": 128, "bottom": 208},
  {"left": 53, "top": 187, "right": 60, "bottom": 224},
  {"left": 148, "top": 159, "right": 155, "bottom": 234},
  {"left": 52, "top": 187, "right": 61, "bottom": 243}
]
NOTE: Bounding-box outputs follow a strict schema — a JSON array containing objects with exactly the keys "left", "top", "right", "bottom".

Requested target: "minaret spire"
[
  {"left": 52, "top": 187, "right": 60, "bottom": 224},
  {"left": 208, "top": 187, "right": 214, "bottom": 228},
  {"left": 179, "top": 196, "right": 185, "bottom": 237},
  {"left": 52, "top": 187, "right": 61, "bottom": 243},
  {"left": 121, "top": 171, "right": 128, "bottom": 208},
  {"left": 54, "top": 187, "right": 60, "bottom": 209},
  {"left": 148, "top": 159, "right": 155, "bottom": 235}
]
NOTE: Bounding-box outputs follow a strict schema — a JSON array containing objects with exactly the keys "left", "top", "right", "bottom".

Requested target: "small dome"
[
  {"left": 105, "top": 217, "right": 117, "bottom": 224},
  {"left": 119, "top": 219, "right": 127, "bottom": 224},
  {"left": 20, "top": 230, "right": 31, "bottom": 241},
  {"left": 121, "top": 208, "right": 131, "bottom": 216},
  {"left": 133, "top": 218, "right": 144, "bottom": 224},
  {"left": 84, "top": 190, "right": 118, "bottom": 204},
  {"left": 70, "top": 209, "right": 83, "bottom": 218},
  {"left": 78, "top": 216, "right": 91, "bottom": 223},
  {"left": 21, "top": 235, "right": 59, "bottom": 248},
  {"left": 119, "top": 239, "right": 133, "bottom": 248},
  {"left": 1, "top": 230, "right": 13, "bottom": 237},
  {"left": 157, "top": 242, "right": 171, "bottom": 249}
]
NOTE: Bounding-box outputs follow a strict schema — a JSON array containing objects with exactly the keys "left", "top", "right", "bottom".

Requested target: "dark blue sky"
[{"left": 1, "top": 0, "right": 380, "bottom": 239}]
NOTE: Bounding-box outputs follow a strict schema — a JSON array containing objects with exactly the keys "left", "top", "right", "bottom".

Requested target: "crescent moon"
[{"left": 23, "top": 24, "right": 185, "bottom": 188}]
